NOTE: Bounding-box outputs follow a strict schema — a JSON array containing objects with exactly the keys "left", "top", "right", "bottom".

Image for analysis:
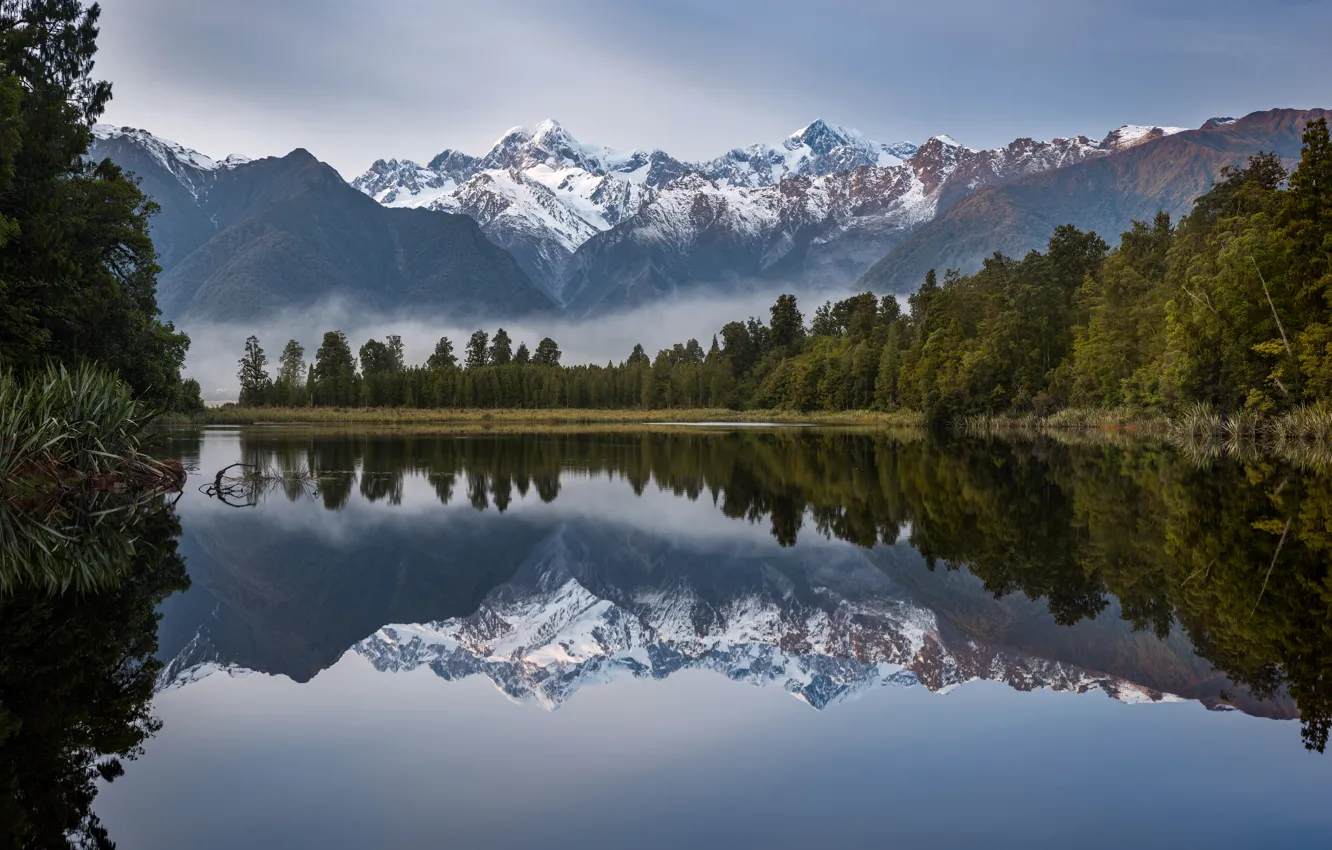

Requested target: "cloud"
[
  {"left": 179, "top": 285, "right": 862, "bottom": 401},
  {"left": 95, "top": 0, "right": 1332, "bottom": 178}
]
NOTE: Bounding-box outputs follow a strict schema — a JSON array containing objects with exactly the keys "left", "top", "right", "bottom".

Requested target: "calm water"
[{"left": 5, "top": 427, "right": 1331, "bottom": 848}]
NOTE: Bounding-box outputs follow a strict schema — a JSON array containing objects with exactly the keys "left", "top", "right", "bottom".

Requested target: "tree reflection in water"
[
  {"left": 0, "top": 498, "right": 189, "bottom": 849},
  {"left": 221, "top": 428, "right": 1332, "bottom": 752}
]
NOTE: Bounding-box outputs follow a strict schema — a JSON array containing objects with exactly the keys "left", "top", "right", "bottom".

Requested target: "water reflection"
[
  {"left": 163, "top": 428, "right": 1330, "bottom": 752},
  {"left": 0, "top": 498, "right": 188, "bottom": 847}
]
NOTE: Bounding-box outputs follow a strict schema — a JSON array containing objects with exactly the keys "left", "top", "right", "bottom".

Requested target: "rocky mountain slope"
[
  {"left": 559, "top": 132, "right": 1131, "bottom": 315},
  {"left": 90, "top": 126, "right": 556, "bottom": 323},
  {"left": 354, "top": 118, "right": 1205, "bottom": 313},
  {"left": 94, "top": 109, "right": 1324, "bottom": 321},
  {"left": 858, "top": 109, "right": 1331, "bottom": 292},
  {"left": 351, "top": 119, "right": 918, "bottom": 299}
]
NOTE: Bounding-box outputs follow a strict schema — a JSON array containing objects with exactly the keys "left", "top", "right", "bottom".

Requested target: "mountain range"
[
  {"left": 158, "top": 512, "right": 1285, "bottom": 720},
  {"left": 91, "top": 126, "right": 553, "bottom": 322},
  {"left": 91, "top": 108, "right": 1330, "bottom": 323}
]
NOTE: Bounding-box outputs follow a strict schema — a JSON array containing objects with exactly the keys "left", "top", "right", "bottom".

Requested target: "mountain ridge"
[
  {"left": 90, "top": 130, "right": 558, "bottom": 322},
  {"left": 91, "top": 109, "right": 1326, "bottom": 321},
  {"left": 859, "top": 107, "right": 1332, "bottom": 292}
]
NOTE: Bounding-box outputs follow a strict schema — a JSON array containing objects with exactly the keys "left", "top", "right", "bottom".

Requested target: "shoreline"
[{"left": 158, "top": 407, "right": 928, "bottom": 427}]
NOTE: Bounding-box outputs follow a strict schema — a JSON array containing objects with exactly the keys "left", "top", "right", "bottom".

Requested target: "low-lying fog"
[{"left": 181, "top": 287, "right": 883, "bottom": 403}]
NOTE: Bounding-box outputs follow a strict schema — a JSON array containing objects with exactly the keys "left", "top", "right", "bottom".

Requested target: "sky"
[{"left": 95, "top": 0, "right": 1332, "bottom": 178}]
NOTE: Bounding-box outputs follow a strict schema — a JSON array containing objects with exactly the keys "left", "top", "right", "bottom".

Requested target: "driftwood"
[
  {"left": 200, "top": 463, "right": 319, "bottom": 507},
  {"left": 200, "top": 463, "right": 261, "bottom": 508}
]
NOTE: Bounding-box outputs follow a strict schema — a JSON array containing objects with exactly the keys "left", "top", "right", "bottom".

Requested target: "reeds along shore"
[{"left": 0, "top": 363, "right": 185, "bottom": 497}]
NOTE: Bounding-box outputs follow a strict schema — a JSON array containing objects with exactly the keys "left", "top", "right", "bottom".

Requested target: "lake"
[{"left": 4, "top": 426, "right": 1331, "bottom": 848}]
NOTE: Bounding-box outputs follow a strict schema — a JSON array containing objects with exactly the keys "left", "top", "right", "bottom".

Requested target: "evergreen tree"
[
  {"left": 534, "top": 337, "right": 561, "bottom": 366},
  {"left": 1282, "top": 118, "right": 1331, "bottom": 311},
  {"left": 236, "top": 336, "right": 271, "bottom": 406},
  {"left": 1069, "top": 213, "right": 1173, "bottom": 406},
  {"left": 489, "top": 328, "right": 513, "bottom": 365},
  {"left": 358, "top": 339, "right": 394, "bottom": 375},
  {"left": 769, "top": 294, "right": 805, "bottom": 350},
  {"left": 874, "top": 322, "right": 902, "bottom": 408},
  {"left": 275, "top": 339, "right": 306, "bottom": 406},
  {"left": 177, "top": 378, "right": 205, "bottom": 412},
  {"left": 720, "top": 321, "right": 754, "bottom": 376},
  {"left": 514, "top": 342, "right": 531, "bottom": 365},
  {"left": 314, "top": 330, "right": 355, "bottom": 405},
  {"left": 0, "top": 1, "right": 190, "bottom": 408},
  {"left": 627, "top": 344, "right": 649, "bottom": 366},
  {"left": 683, "top": 338, "right": 704, "bottom": 365},
  {"left": 386, "top": 334, "right": 405, "bottom": 371},
  {"left": 358, "top": 338, "right": 396, "bottom": 405},
  {"left": 465, "top": 330, "right": 489, "bottom": 369},
  {"left": 810, "top": 302, "right": 837, "bottom": 337},
  {"left": 427, "top": 336, "right": 456, "bottom": 370}
]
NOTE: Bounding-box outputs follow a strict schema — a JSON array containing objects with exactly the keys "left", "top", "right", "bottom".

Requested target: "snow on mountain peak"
[
  {"left": 1098, "top": 124, "right": 1189, "bottom": 152},
  {"left": 701, "top": 120, "right": 917, "bottom": 188},
  {"left": 335, "top": 535, "right": 1191, "bottom": 713},
  {"left": 495, "top": 124, "right": 534, "bottom": 144},
  {"left": 789, "top": 118, "right": 851, "bottom": 150},
  {"left": 345, "top": 114, "right": 1190, "bottom": 304},
  {"left": 531, "top": 117, "right": 566, "bottom": 140},
  {"left": 91, "top": 124, "right": 248, "bottom": 173}
]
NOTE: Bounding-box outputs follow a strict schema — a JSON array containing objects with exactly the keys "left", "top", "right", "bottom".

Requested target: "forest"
[
  {"left": 232, "top": 118, "right": 1332, "bottom": 426},
  {"left": 0, "top": 1, "right": 202, "bottom": 413}
]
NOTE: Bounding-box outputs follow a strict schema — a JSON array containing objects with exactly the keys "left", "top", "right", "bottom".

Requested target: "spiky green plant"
[
  {"left": 0, "top": 363, "right": 165, "bottom": 492},
  {"left": 0, "top": 494, "right": 161, "bottom": 593},
  {"left": 1172, "top": 402, "right": 1224, "bottom": 439}
]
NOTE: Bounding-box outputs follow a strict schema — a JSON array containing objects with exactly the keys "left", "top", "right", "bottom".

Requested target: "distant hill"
[
  {"left": 858, "top": 108, "right": 1332, "bottom": 293},
  {"left": 90, "top": 128, "right": 556, "bottom": 323}
]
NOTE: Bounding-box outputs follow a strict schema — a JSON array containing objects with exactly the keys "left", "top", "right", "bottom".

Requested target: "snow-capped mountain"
[
  {"left": 559, "top": 131, "right": 1117, "bottom": 314},
  {"left": 351, "top": 119, "right": 681, "bottom": 296},
  {"left": 161, "top": 522, "right": 1183, "bottom": 712},
  {"left": 697, "top": 117, "right": 916, "bottom": 187},
  {"left": 351, "top": 528, "right": 1179, "bottom": 710},
  {"left": 352, "top": 117, "right": 1191, "bottom": 307},
  {"left": 857, "top": 111, "right": 1318, "bottom": 295},
  {"left": 88, "top": 126, "right": 555, "bottom": 322},
  {"left": 89, "top": 125, "right": 252, "bottom": 270},
  {"left": 351, "top": 118, "right": 920, "bottom": 299},
  {"left": 1099, "top": 124, "right": 1189, "bottom": 152},
  {"left": 702, "top": 119, "right": 918, "bottom": 188},
  {"left": 94, "top": 110, "right": 1311, "bottom": 318},
  {"left": 92, "top": 124, "right": 252, "bottom": 186}
]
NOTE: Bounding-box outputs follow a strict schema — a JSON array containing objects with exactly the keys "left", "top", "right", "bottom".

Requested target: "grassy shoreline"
[{"left": 158, "top": 407, "right": 927, "bottom": 427}]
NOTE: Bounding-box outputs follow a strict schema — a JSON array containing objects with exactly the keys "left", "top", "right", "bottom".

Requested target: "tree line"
[
  {"left": 0, "top": 1, "right": 202, "bottom": 412},
  {"left": 233, "top": 118, "right": 1332, "bottom": 423}
]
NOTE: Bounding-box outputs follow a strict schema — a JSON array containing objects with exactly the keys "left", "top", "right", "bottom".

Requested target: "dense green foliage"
[
  {"left": 0, "top": 363, "right": 178, "bottom": 497},
  {"left": 0, "top": 1, "right": 193, "bottom": 409},
  {"left": 231, "top": 120, "right": 1332, "bottom": 424}
]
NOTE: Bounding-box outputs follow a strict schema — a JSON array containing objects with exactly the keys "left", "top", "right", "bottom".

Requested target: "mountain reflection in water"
[
  {"left": 6, "top": 426, "right": 1331, "bottom": 849},
  {"left": 159, "top": 428, "right": 1329, "bottom": 750}
]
